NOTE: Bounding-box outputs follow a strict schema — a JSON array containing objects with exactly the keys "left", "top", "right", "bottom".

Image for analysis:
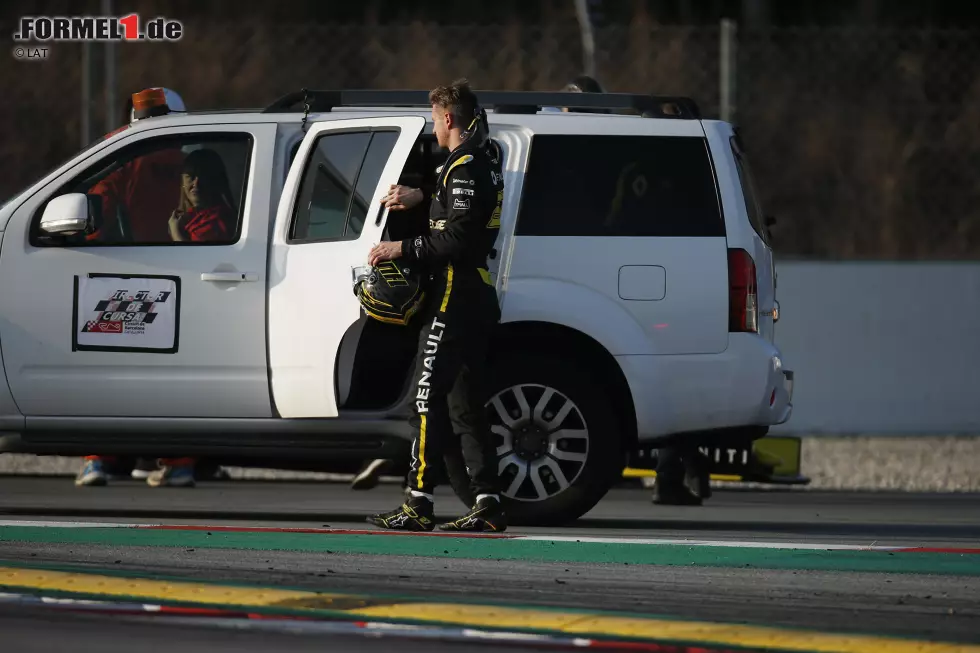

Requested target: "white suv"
[{"left": 0, "top": 89, "right": 793, "bottom": 525}]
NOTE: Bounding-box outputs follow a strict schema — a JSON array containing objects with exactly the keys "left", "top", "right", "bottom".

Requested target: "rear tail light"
[{"left": 728, "top": 248, "right": 758, "bottom": 333}]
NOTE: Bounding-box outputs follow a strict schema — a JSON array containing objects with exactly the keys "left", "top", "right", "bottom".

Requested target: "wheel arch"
[{"left": 491, "top": 320, "right": 638, "bottom": 459}]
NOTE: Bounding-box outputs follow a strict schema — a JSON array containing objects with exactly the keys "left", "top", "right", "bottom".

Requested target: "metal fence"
[{"left": 3, "top": 15, "right": 979, "bottom": 260}]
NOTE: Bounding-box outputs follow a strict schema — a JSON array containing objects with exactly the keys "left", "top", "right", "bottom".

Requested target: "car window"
[
  {"left": 289, "top": 130, "right": 399, "bottom": 243},
  {"left": 30, "top": 132, "right": 253, "bottom": 247},
  {"left": 348, "top": 131, "right": 399, "bottom": 237},
  {"left": 731, "top": 137, "right": 771, "bottom": 246},
  {"left": 515, "top": 134, "right": 725, "bottom": 237}
]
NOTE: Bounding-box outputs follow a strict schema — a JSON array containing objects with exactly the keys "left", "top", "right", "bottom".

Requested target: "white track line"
[{"left": 519, "top": 536, "right": 904, "bottom": 550}]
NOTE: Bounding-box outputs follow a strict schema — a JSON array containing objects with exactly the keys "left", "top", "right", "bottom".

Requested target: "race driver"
[{"left": 366, "top": 79, "right": 505, "bottom": 532}]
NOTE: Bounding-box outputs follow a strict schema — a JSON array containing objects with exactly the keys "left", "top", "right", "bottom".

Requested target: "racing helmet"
[{"left": 352, "top": 260, "right": 426, "bottom": 326}]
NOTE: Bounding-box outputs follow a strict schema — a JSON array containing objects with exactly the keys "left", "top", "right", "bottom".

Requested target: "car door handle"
[{"left": 201, "top": 271, "right": 258, "bottom": 282}]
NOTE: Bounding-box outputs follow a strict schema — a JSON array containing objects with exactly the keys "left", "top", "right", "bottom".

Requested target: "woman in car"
[{"left": 168, "top": 148, "right": 237, "bottom": 243}]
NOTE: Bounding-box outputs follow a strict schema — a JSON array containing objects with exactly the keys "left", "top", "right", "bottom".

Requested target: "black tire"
[{"left": 453, "top": 353, "right": 624, "bottom": 526}]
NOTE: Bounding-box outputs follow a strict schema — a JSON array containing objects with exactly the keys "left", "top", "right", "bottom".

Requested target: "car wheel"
[{"left": 454, "top": 354, "right": 624, "bottom": 526}]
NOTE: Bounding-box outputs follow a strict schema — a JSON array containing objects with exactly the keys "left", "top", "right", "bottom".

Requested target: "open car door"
[{"left": 268, "top": 116, "right": 426, "bottom": 418}]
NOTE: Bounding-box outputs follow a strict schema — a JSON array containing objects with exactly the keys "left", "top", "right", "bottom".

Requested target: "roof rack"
[{"left": 261, "top": 89, "right": 701, "bottom": 120}]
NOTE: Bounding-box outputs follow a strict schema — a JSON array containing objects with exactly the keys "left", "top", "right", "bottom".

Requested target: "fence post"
[
  {"left": 574, "top": 0, "right": 596, "bottom": 78},
  {"left": 102, "top": 0, "right": 117, "bottom": 132},
  {"left": 719, "top": 18, "right": 737, "bottom": 123}
]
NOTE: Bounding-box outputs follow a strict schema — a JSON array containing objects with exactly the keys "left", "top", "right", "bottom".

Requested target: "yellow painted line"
[
  {"left": 560, "top": 615, "right": 980, "bottom": 653},
  {"left": 3, "top": 566, "right": 979, "bottom": 652},
  {"left": 0, "top": 566, "right": 333, "bottom": 607},
  {"left": 711, "top": 474, "right": 744, "bottom": 482},
  {"left": 352, "top": 602, "right": 588, "bottom": 630},
  {"left": 351, "top": 603, "right": 980, "bottom": 652}
]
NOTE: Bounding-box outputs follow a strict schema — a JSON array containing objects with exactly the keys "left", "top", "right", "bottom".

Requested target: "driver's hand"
[{"left": 380, "top": 184, "right": 423, "bottom": 211}]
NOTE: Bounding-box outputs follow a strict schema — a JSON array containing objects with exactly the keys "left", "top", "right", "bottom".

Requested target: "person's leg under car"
[
  {"left": 130, "top": 457, "right": 160, "bottom": 480},
  {"left": 652, "top": 445, "right": 702, "bottom": 505},
  {"left": 352, "top": 458, "right": 393, "bottom": 490},
  {"left": 683, "top": 447, "right": 712, "bottom": 500},
  {"left": 75, "top": 455, "right": 110, "bottom": 487},
  {"left": 147, "top": 457, "right": 196, "bottom": 488}
]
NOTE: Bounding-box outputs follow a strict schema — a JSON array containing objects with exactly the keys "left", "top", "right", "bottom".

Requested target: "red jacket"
[
  {"left": 86, "top": 148, "right": 184, "bottom": 243},
  {"left": 182, "top": 203, "right": 234, "bottom": 242}
]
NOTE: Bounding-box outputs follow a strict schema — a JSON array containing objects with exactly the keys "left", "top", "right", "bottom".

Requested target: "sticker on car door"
[{"left": 72, "top": 273, "right": 181, "bottom": 354}]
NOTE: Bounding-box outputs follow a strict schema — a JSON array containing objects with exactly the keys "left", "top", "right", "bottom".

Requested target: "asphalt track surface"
[{"left": 1, "top": 477, "right": 979, "bottom": 651}]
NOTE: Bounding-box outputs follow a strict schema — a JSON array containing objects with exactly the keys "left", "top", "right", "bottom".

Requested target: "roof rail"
[{"left": 262, "top": 89, "right": 701, "bottom": 119}]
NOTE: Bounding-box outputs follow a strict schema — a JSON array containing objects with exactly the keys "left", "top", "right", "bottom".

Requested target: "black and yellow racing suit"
[{"left": 398, "top": 137, "right": 504, "bottom": 497}]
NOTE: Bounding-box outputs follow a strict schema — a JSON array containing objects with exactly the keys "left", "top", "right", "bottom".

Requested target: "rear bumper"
[
  {"left": 761, "top": 350, "right": 794, "bottom": 427},
  {"left": 618, "top": 334, "right": 795, "bottom": 442}
]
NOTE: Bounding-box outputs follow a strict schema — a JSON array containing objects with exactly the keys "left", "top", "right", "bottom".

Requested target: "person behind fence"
[{"left": 365, "top": 79, "right": 506, "bottom": 532}]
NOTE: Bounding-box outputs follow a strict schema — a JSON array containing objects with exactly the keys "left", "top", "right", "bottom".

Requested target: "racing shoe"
[
  {"left": 439, "top": 496, "right": 507, "bottom": 533},
  {"left": 367, "top": 495, "right": 435, "bottom": 531},
  {"left": 75, "top": 458, "right": 108, "bottom": 487}
]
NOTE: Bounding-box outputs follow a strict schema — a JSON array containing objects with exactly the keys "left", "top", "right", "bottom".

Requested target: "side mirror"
[{"left": 39, "top": 193, "right": 93, "bottom": 236}]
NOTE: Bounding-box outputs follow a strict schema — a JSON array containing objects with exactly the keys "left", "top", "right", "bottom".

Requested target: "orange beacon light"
[{"left": 131, "top": 88, "right": 171, "bottom": 120}]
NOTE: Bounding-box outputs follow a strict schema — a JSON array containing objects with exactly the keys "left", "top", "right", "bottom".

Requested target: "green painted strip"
[{"left": 2, "top": 526, "right": 979, "bottom": 576}]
